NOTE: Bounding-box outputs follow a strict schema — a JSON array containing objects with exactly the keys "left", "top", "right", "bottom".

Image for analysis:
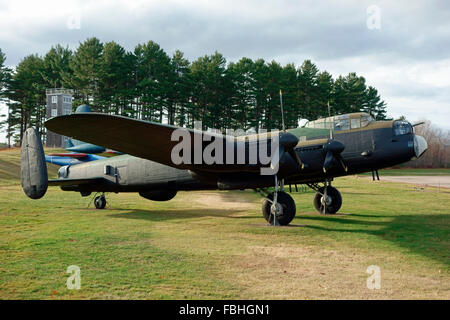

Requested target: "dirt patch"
[
  {"left": 193, "top": 191, "right": 258, "bottom": 211},
  {"left": 227, "top": 244, "right": 449, "bottom": 299}
]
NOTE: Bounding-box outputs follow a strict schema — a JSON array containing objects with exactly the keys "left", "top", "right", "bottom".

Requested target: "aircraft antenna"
[
  {"left": 327, "top": 101, "right": 333, "bottom": 139},
  {"left": 280, "top": 89, "right": 286, "bottom": 132}
]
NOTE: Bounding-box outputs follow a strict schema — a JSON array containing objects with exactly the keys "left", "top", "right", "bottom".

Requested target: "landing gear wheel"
[
  {"left": 262, "top": 191, "right": 296, "bottom": 225},
  {"left": 94, "top": 195, "right": 106, "bottom": 209},
  {"left": 313, "top": 186, "right": 342, "bottom": 214}
]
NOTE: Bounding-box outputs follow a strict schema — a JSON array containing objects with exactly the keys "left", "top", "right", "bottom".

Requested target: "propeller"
[
  {"left": 321, "top": 102, "right": 347, "bottom": 173},
  {"left": 270, "top": 131, "right": 303, "bottom": 172},
  {"left": 322, "top": 139, "right": 348, "bottom": 173},
  {"left": 269, "top": 90, "right": 304, "bottom": 173}
]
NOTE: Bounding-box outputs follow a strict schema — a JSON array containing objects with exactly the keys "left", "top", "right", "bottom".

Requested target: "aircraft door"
[
  {"left": 359, "top": 129, "right": 374, "bottom": 154},
  {"left": 115, "top": 165, "right": 128, "bottom": 185}
]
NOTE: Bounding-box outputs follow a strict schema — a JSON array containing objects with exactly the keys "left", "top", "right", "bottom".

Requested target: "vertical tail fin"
[
  {"left": 21, "top": 128, "right": 48, "bottom": 199},
  {"left": 66, "top": 138, "right": 74, "bottom": 148}
]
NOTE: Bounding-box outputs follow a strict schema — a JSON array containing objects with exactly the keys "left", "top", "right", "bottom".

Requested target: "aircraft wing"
[
  {"left": 45, "top": 113, "right": 244, "bottom": 172},
  {"left": 45, "top": 113, "right": 301, "bottom": 173}
]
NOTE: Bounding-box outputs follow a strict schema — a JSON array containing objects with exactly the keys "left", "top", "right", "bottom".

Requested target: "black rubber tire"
[
  {"left": 94, "top": 195, "right": 106, "bottom": 209},
  {"left": 262, "top": 191, "right": 296, "bottom": 225},
  {"left": 313, "top": 186, "right": 342, "bottom": 214}
]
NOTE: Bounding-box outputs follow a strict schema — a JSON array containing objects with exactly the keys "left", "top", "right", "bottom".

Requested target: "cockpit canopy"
[{"left": 304, "top": 112, "right": 375, "bottom": 131}]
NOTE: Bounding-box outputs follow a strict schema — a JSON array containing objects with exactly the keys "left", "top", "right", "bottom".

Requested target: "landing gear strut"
[
  {"left": 309, "top": 180, "right": 342, "bottom": 214},
  {"left": 260, "top": 176, "right": 296, "bottom": 226},
  {"left": 94, "top": 194, "right": 107, "bottom": 209}
]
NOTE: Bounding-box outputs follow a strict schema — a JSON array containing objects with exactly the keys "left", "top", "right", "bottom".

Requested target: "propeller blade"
[
  {"left": 288, "top": 149, "right": 304, "bottom": 169},
  {"left": 270, "top": 145, "right": 284, "bottom": 171},
  {"left": 336, "top": 154, "right": 348, "bottom": 172},
  {"left": 323, "top": 151, "right": 335, "bottom": 173},
  {"left": 270, "top": 132, "right": 300, "bottom": 172}
]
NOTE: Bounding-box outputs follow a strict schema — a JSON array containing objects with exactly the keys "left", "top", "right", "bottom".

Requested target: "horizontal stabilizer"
[
  {"left": 48, "top": 153, "right": 88, "bottom": 158},
  {"left": 48, "top": 177, "right": 106, "bottom": 187}
]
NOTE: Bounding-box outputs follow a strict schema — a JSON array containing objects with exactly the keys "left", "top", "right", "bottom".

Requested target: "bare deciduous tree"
[{"left": 404, "top": 119, "right": 450, "bottom": 168}]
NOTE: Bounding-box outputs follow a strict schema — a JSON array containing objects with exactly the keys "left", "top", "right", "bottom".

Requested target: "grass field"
[{"left": 0, "top": 148, "right": 449, "bottom": 299}]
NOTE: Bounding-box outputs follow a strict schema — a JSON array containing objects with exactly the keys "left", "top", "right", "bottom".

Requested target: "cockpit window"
[
  {"left": 305, "top": 112, "right": 374, "bottom": 130},
  {"left": 334, "top": 115, "right": 350, "bottom": 131},
  {"left": 393, "top": 120, "right": 413, "bottom": 136},
  {"left": 361, "top": 114, "right": 374, "bottom": 127}
]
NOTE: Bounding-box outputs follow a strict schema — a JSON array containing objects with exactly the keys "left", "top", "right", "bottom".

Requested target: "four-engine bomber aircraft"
[{"left": 21, "top": 112, "right": 428, "bottom": 226}]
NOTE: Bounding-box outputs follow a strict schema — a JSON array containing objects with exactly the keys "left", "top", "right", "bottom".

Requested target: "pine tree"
[
  {"left": 316, "top": 71, "right": 334, "bottom": 118},
  {"left": 0, "top": 49, "right": 13, "bottom": 146},
  {"left": 67, "top": 37, "right": 104, "bottom": 110},
  {"left": 362, "top": 86, "right": 387, "bottom": 120},
  {"left": 190, "top": 52, "right": 229, "bottom": 129},
  {"left": 251, "top": 58, "right": 269, "bottom": 131},
  {"left": 5, "top": 55, "right": 46, "bottom": 144},
  {"left": 297, "top": 60, "right": 319, "bottom": 119},
  {"left": 134, "top": 41, "right": 172, "bottom": 122},
  {"left": 227, "top": 57, "right": 256, "bottom": 130},
  {"left": 99, "top": 41, "right": 131, "bottom": 115},
  {"left": 333, "top": 72, "right": 367, "bottom": 115},
  {"left": 281, "top": 63, "right": 298, "bottom": 128},
  {"left": 171, "top": 50, "right": 192, "bottom": 127},
  {"left": 264, "top": 60, "right": 283, "bottom": 129},
  {"left": 42, "top": 45, "right": 72, "bottom": 89}
]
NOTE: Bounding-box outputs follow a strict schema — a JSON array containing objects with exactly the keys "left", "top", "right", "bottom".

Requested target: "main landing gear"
[
  {"left": 258, "top": 178, "right": 343, "bottom": 225},
  {"left": 308, "top": 180, "right": 342, "bottom": 214},
  {"left": 94, "top": 194, "right": 107, "bottom": 209},
  {"left": 259, "top": 176, "right": 296, "bottom": 226}
]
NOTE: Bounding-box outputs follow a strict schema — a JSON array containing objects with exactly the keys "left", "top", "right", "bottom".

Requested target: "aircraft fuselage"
[{"left": 57, "top": 119, "right": 421, "bottom": 194}]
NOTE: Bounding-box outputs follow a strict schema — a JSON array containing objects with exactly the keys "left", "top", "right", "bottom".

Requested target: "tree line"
[{"left": 0, "top": 38, "right": 388, "bottom": 146}]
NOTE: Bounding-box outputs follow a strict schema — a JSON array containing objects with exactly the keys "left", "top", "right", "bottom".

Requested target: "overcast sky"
[{"left": 1, "top": 0, "right": 449, "bottom": 142}]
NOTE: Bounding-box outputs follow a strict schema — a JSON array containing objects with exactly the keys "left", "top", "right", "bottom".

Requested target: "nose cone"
[{"left": 414, "top": 135, "right": 428, "bottom": 158}]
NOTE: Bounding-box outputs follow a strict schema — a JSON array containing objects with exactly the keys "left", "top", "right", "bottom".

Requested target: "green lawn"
[{"left": 0, "top": 149, "right": 449, "bottom": 299}]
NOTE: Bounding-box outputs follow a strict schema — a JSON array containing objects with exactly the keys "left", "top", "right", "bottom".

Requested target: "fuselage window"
[{"left": 351, "top": 118, "right": 361, "bottom": 129}]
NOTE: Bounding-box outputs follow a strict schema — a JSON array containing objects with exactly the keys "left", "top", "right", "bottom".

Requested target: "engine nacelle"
[{"left": 139, "top": 190, "right": 177, "bottom": 201}]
